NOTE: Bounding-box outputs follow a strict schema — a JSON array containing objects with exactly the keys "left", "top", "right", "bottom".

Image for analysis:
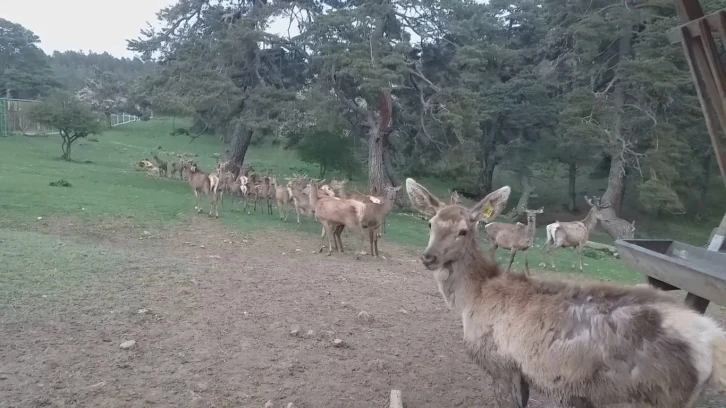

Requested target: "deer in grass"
[
  {"left": 405, "top": 177, "right": 726, "bottom": 408},
  {"left": 187, "top": 162, "right": 219, "bottom": 218},
  {"left": 287, "top": 177, "right": 315, "bottom": 225},
  {"left": 151, "top": 153, "right": 168, "bottom": 177},
  {"left": 542, "top": 196, "right": 606, "bottom": 272},
  {"left": 484, "top": 207, "right": 543, "bottom": 275},
  {"left": 272, "top": 176, "right": 293, "bottom": 222},
  {"left": 329, "top": 179, "right": 382, "bottom": 237},
  {"left": 308, "top": 181, "right": 367, "bottom": 256}
]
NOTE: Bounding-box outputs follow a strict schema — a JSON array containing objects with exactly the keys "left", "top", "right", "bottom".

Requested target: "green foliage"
[
  {"left": 285, "top": 128, "right": 359, "bottom": 179},
  {"left": 0, "top": 18, "right": 58, "bottom": 98},
  {"left": 30, "top": 93, "right": 103, "bottom": 161},
  {"left": 583, "top": 248, "right": 606, "bottom": 260}
]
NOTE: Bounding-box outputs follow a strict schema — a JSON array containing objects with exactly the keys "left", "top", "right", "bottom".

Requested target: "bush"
[{"left": 30, "top": 92, "right": 103, "bottom": 161}]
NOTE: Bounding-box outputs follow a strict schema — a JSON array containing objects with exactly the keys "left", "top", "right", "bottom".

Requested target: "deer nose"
[{"left": 421, "top": 252, "right": 437, "bottom": 266}]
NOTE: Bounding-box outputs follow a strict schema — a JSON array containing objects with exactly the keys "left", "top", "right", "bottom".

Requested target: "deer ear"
[
  {"left": 468, "top": 186, "right": 511, "bottom": 223},
  {"left": 405, "top": 178, "right": 444, "bottom": 215}
]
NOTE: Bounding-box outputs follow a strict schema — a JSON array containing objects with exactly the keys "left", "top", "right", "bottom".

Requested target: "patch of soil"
[{"left": 1, "top": 217, "right": 724, "bottom": 407}]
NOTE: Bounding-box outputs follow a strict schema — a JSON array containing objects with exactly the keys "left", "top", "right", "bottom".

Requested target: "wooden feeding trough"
[
  {"left": 615, "top": 239, "right": 726, "bottom": 313},
  {"left": 614, "top": 0, "right": 726, "bottom": 314}
]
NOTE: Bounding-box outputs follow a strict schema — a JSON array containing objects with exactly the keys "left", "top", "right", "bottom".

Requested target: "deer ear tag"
[{"left": 482, "top": 204, "right": 494, "bottom": 218}]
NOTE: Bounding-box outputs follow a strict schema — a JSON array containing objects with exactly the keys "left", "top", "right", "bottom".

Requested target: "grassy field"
[{"left": 1, "top": 117, "right": 722, "bottom": 284}]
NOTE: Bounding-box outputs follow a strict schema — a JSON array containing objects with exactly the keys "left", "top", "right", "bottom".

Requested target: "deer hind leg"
[
  {"left": 334, "top": 225, "right": 345, "bottom": 252},
  {"left": 323, "top": 223, "right": 335, "bottom": 255},
  {"left": 194, "top": 190, "right": 202, "bottom": 213},
  {"left": 368, "top": 226, "right": 376, "bottom": 257}
]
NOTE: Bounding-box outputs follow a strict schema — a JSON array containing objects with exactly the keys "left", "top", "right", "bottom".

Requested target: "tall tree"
[{"left": 0, "top": 19, "right": 58, "bottom": 99}]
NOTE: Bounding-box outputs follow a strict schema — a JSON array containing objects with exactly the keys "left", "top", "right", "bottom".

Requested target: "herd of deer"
[
  {"left": 154, "top": 154, "right": 407, "bottom": 257},
  {"left": 148, "top": 154, "right": 726, "bottom": 406}
]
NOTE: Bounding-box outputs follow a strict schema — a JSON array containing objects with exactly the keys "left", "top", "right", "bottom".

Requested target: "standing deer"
[
  {"left": 187, "top": 162, "right": 219, "bottom": 218},
  {"left": 542, "top": 196, "right": 606, "bottom": 271},
  {"left": 308, "top": 181, "right": 367, "bottom": 256},
  {"left": 152, "top": 153, "right": 168, "bottom": 177},
  {"left": 405, "top": 177, "right": 726, "bottom": 408},
  {"left": 484, "top": 207, "right": 543, "bottom": 275}
]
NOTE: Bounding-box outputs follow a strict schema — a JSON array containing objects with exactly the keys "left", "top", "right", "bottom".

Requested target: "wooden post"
[
  {"left": 390, "top": 390, "right": 403, "bottom": 408},
  {"left": 707, "top": 211, "right": 726, "bottom": 251}
]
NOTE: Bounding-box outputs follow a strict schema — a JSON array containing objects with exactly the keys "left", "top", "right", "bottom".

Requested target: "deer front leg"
[
  {"left": 507, "top": 249, "right": 516, "bottom": 273},
  {"left": 577, "top": 243, "right": 584, "bottom": 271},
  {"left": 493, "top": 372, "right": 529, "bottom": 408},
  {"left": 523, "top": 250, "right": 529, "bottom": 275},
  {"left": 489, "top": 242, "right": 498, "bottom": 260}
]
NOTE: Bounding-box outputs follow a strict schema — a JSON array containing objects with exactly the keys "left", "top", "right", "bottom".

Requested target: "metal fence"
[
  {"left": 0, "top": 98, "right": 54, "bottom": 136},
  {"left": 0, "top": 98, "right": 152, "bottom": 136}
]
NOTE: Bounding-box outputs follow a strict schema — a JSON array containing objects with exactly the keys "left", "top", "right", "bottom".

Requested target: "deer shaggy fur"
[{"left": 405, "top": 177, "right": 726, "bottom": 408}]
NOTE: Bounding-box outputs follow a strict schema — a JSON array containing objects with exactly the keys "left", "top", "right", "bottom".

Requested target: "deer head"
[
  {"left": 525, "top": 207, "right": 544, "bottom": 223},
  {"left": 405, "top": 178, "right": 511, "bottom": 270}
]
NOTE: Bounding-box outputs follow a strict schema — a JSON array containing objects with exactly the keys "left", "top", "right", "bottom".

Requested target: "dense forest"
[
  {"left": 0, "top": 17, "right": 154, "bottom": 119},
  {"left": 3, "top": 0, "right": 726, "bottom": 240}
]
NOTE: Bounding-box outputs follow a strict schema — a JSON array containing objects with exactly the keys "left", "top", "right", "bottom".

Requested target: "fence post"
[{"left": 0, "top": 98, "right": 6, "bottom": 136}]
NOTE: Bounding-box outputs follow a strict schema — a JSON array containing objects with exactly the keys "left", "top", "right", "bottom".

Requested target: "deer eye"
[
  {"left": 428, "top": 222, "right": 432, "bottom": 229},
  {"left": 458, "top": 229, "right": 468, "bottom": 237}
]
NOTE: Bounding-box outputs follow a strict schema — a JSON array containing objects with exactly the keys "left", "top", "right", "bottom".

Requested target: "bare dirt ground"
[{"left": 2, "top": 217, "right": 725, "bottom": 408}]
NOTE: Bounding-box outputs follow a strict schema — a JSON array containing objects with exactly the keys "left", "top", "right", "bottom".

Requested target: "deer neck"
[
  {"left": 582, "top": 208, "right": 599, "bottom": 232},
  {"left": 436, "top": 239, "right": 500, "bottom": 314}
]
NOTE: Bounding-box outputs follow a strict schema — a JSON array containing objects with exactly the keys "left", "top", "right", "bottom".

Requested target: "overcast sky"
[{"left": 4, "top": 0, "right": 296, "bottom": 58}]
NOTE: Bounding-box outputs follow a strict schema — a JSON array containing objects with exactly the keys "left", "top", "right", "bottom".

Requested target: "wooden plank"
[
  {"left": 679, "top": 26, "right": 726, "bottom": 188},
  {"left": 679, "top": 11, "right": 726, "bottom": 38},
  {"left": 697, "top": 19, "right": 726, "bottom": 113},
  {"left": 390, "top": 390, "right": 403, "bottom": 408},
  {"left": 676, "top": 0, "right": 706, "bottom": 23}
]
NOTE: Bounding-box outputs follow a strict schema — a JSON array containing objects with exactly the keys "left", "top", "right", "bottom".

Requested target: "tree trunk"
[
  {"left": 61, "top": 137, "right": 72, "bottom": 161},
  {"left": 368, "top": 126, "right": 386, "bottom": 196},
  {"left": 601, "top": 30, "right": 631, "bottom": 218},
  {"left": 229, "top": 120, "right": 253, "bottom": 167},
  {"left": 480, "top": 152, "right": 497, "bottom": 194},
  {"left": 505, "top": 175, "right": 536, "bottom": 220},
  {"left": 568, "top": 160, "right": 577, "bottom": 212}
]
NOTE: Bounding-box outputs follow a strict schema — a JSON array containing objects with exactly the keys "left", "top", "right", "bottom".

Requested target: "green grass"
[{"left": 1, "top": 117, "right": 721, "bottom": 283}]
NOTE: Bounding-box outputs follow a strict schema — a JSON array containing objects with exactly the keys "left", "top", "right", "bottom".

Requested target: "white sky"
[{"left": 4, "top": 0, "right": 297, "bottom": 58}]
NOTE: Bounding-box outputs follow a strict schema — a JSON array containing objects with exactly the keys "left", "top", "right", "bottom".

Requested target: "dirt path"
[{"left": 1, "top": 217, "right": 724, "bottom": 407}]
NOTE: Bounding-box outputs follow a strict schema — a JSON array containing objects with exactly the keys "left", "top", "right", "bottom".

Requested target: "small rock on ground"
[
  {"left": 332, "top": 339, "right": 346, "bottom": 348},
  {"left": 264, "top": 400, "right": 274, "bottom": 408},
  {"left": 119, "top": 340, "right": 136, "bottom": 350}
]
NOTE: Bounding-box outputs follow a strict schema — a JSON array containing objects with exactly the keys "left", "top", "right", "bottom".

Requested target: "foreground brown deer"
[
  {"left": 484, "top": 207, "right": 543, "bottom": 275},
  {"left": 405, "top": 177, "right": 726, "bottom": 408}
]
